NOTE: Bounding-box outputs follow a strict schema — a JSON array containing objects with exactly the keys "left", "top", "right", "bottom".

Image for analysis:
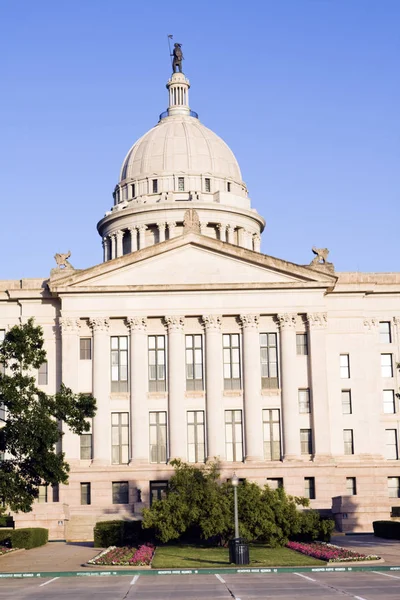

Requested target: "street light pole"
[{"left": 231, "top": 473, "right": 239, "bottom": 539}]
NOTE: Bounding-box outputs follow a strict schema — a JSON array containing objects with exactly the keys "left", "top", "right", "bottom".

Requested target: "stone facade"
[{"left": 1, "top": 67, "right": 400, "bottom": 541}]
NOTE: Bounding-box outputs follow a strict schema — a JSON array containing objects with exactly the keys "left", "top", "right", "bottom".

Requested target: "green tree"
[{"left": 0, "top": 318, "right": 96, "bottom": 512}]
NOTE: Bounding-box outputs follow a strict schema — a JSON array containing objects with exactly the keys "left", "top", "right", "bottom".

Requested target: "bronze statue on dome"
[{"left": 172, "top": 43, "right": 183, "bottom": 73}]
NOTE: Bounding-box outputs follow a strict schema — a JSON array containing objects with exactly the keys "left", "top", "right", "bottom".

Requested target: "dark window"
[
  {"left": 81, "top": 483, "right": 91, "bottom": 505},
  {"left": 152, "top": 179, "right": 158, "bottom": 193},
  {"left": 38, "top": 362, "right": 48, "bottom": 385},
  {"left": 227, "top": 182, "right": 231, "bottom": 192},
  {"left": 131, "top": 183, "right": 136, "bottom": 198},
  {"left": 52, "top": 484, "right": 59, "bottom": 503},
  {"left": 80, "top": 338, "right": 92, "bottom": 360},
  {"left": 177, "top": 177, "right": 184, "bottom": 191},
  {"left": 112, "top": 481, "right": 129, "bottom": 504},
  {"left": 205, "top": 178, "right": 211, "bottom": 192},
  {"left": 346, "top": 477, "right": 357, "bottom": 496},
  {"left": 304, "top": 477, "right": 315, "bottom": 499},
  {"left": 150, "top": 481, "right": 168, "bottom": 505},
  {"left": 80, "top": 433, "right": 92, "bottom": 460}
]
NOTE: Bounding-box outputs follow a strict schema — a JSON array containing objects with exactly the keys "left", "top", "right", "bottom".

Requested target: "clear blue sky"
[{"left": 0, "top": 0, "right": 399, "bottom": 278}]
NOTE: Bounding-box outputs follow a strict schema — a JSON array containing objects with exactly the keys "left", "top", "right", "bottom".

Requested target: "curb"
[{"left": 0, "top": 563, "right": 399, "bottom": 579}]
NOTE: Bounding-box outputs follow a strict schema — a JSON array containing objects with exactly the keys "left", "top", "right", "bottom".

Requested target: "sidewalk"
[
  {"left": 0, "top": 542, "right": 101, "bottom": 573},
  {"left": 331, "top": 534, "right": 400, "bottom": 566}
]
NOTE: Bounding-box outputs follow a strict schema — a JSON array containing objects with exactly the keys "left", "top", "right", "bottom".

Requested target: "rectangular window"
[
  {"left": 225, "top": 410, "right": 243, "bottom": 462},
  {"left": 205, "top": 178, "right": 211, "bottom": 192},
  {"left": 346, "top": 477, "right": 357, "bottom": 496},
  {"left": 296, "top": 333, "right": 308, "bottom": 356},
  {"left": 260, "top": 333, "right": 278, "bottom": 389},
  {"left": 185, "top": 335, "right": 203, "bottom": 391},
  {"left": 380, "top": 321, "right": 392, "bottom": 343},
  {"left": 344, "top": 429, "right": 354, "bottom": 455},
  {"left": 266, "top": 478, "right": 283, "bottom": 490},
  {"left": 149, "top": 411, "right": 167, "bottom": 463},
  {"left": 111, "top": 412, "right": 129, "bottom": 464},
  {"left": 227, "top": 182, "right": 231, "bottom": 192},
  {"left": 187, "top": 411, "right": 205, "bottom": 463},
  {"left": 341, "top": 390, "right": 352, "bottom": 415},
  {"left": 123, "top": 186, "right": 128, "bottom": 200},
  {"left": 223, "top": 334, "right": 241, "bottom": 390},
  {"left": 52, "top": 484, "right": 59, "bottom": 503},
  {"left": 300, "top": 429, "right": 313, "bottom": 455},
  {"left": 152, "top": 179, "right": 158, "bottom": 193},
  {"left": 340, "top": 354, "right": 350, "bottom": 379},
  {"left": 177, "top": 176, "right": 185, "bottom": 191},
  {"left": 381, "top": 354, "right": 393, "bottom": 378},
  {"left": 304, "top": 477, "right": 315, "bottom": 500},
  {"left": 150, "top": 481, "right": 168, "bottom": 505},
  {"left": 38, "top": 361, "right": 48, "bottom": 385},
  {"left": 80, "top": 482, "right": 91, "bottom": 505},
  {"left": 112, "top": 481, "right": 129, "bottom": 504},
  {"left": 262, "top": 409, "right": 281, "bottom": 460},
  {"left": 383, "top": 390, "right": 396, "bottom": 414},
  {"left": 111, "top": 336, "right": 128, "bottom": 392},
  {"left": 80, "top": 338, "right": 92, "bottom": 360},
  {"left": 388, "top": 477, "right": 400, "bottom": 498},
  {"left": 148, "top": 335, "right": 166, "bottom": 392},
  {"left": 38, "top": 485, "right": 48, "bottom": 503},
  {"left": 385, "top": 429, "right": 398, "bottom": 460},
  {"left": 80, "top": 429, "right": 92, "bottom": 460},
  {"left": 131, "top": 183, "right": 135, "bottom": 198},
  {"left": 298, "top": 389, "right": 311, "bottom": 414}
]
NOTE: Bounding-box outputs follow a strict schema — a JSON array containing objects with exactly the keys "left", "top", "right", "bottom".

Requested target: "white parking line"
[
  {"left": 372, "top": 571, "right": 400, "bottom": 580},
  {"left": 215, "top": 573, "right": 225, "bottom": 583},
  {"left": 130, "top": 575, "right": 140, "bottom": 585},
  {"left": 293, "top": 572, "right": 316, "bottom": 582},
  {"left": 39, "top": 577, "right": 59, "bottom": 587}
]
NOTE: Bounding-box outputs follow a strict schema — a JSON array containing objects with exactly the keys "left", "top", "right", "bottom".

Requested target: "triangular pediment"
[{"left": 49, "top": 233, "right": 336, "bottom": 293}]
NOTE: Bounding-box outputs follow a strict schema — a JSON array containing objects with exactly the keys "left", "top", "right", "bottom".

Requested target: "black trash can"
[{"left": 229, "top": 537, "right": 250, "bottom": 565}]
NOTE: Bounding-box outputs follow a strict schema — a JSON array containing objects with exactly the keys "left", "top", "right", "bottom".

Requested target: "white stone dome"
[{"left": 120, "top": 114, "right": 242, "bottom": 183}]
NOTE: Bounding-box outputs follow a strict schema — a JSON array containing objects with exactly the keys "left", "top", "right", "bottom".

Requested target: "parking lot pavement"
[
  {"left": 1, "top": 572, "right": 400, "bottom": 600},
  {"left": 331, "top": 534, "right": 400, "bottom": 566}
]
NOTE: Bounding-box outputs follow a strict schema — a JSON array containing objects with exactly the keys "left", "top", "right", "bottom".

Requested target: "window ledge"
[
  {"left": 147, "top": 392, "right": 168, "bottom": 399},
  {"left": 223, "top": 390, "right": 242, "bottom": 397}
]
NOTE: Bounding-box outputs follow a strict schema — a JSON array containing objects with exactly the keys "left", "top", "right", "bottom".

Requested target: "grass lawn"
[{"left": 152, "top": 544, "right": 326, "bottom": 568}]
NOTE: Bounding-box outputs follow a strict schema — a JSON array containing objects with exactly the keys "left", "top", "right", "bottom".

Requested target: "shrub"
[
  {"left": 293, "top": 512, "right": 335, "bottom": 542},
  {"left": 0, "top": 528, "right": 48, "bottom": 549},
  {"left": 373, "top": 520, "right": 400, "bottom": 540},
  {"left": 0, "top": 516, "right": 14, "bottom": 528},
  {"left": 94, "top": 520, "right": 152, "bottom": 547}
]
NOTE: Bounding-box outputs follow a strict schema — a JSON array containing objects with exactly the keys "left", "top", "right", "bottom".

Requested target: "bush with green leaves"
[
  {"left": 0, "top": 527, "right": 48, "bottom": 549},
  {"left": 94, "top": 520, "right": 153, "bottom": 547},
  {"left": 142, "top": 460, "right": 333, "bottom": 546}
]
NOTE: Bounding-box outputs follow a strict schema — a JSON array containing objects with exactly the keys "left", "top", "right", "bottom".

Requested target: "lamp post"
[{"left": 231, "top": 473, "right": 239, "bottom": 539}]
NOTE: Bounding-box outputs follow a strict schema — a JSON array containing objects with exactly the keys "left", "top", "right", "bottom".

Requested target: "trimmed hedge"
[
  {"left": 373, "top": 520, "right": 400, "bottom": 540},
  {"left": 94, "top": 520, "right": 153, "bottom": 547},
  {"left": 0, "top": 528, "right": 48, "bottom": 549}
]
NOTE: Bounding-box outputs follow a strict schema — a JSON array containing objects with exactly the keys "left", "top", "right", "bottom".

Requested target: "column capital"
[
  {"left": 128, "top": 226, "right": 137, "bottom": 233},
  {"left": 59, "top": 317, "right": 81, "bottom": 333},
  {"left": 116, "top": 230, "right": 123, "bottom": 240},
  {"left": 277, "top": 313, "right": 297, "bottom": 330},
  {"left": 126, "top": 316, "right": 147, "bottom": 332},
  {"left": 110, "top": 232, "right": 117, "bottom": 239},
  {"left": 393, "top": 316, "right": 400, "bottom": 328},
  {"left": 363, "top": 317, "right": 378, "bottom": 332},
  {"left": 202, "top": 314, "right": 222, "bottom": 331},
  {"left": 307, "top": 313, "right": 328, "bottom": 329},
  {"left": 239, "top": 314, "right": 259, "bottom": 329},
  {"left": 89, "top": 317, "right": 110, "bottom": 332},
  {"left": 138, "top": 224, "right": 147, "bottom": 232},
  {"left": 157, "top": 221, "right": 166, "bottom": 229},
  {"left": 164, "top": 315, "right": 185, "bottom": 332}
]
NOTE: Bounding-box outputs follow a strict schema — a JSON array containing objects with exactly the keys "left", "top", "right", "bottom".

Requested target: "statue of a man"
[{"left": 172, "top": 43, "right": 183, "bottom": 73}]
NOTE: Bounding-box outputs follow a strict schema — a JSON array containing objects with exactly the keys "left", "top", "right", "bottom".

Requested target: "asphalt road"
[{"left": 1, "top": 571, "right": 400, "bottom": 600}]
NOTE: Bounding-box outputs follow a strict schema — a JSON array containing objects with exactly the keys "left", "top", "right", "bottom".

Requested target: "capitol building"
[{"left": 3, "top": 61, "right": 400, "bottom": 541}]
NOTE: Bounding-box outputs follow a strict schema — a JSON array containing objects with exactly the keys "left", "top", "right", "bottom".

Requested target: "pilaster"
[
  {"left": 89, "top": 317, "right": 110, "bottom": 465},
  {"left": 60, "top": 317, "right": 81, "bottom": 462},
  {"left": 126, "top": 317, "right": 148, "bottom": 464},
  {"left": 165, "top": 316, "right": 186, "bottom": 460}
]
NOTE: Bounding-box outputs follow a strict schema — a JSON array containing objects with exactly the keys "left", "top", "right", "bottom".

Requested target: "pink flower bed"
[
  {"left": 88, "top": 543, "right": 155, "bottom": 566},
  {"left": 0, "top": 545, "right": 17, "bottom": 556},
  {"left": 287, "top": 541, "right": 379, "bottom": 563}
]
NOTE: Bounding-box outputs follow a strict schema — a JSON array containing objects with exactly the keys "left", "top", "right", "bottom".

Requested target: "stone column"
[
  {"left": 138, "top": 225, "right": 147, "bottom": 249},
  {"left": 240, "top": 314, "right": 263, "bottom": 461},
  {"left": 89, "top": 317, "right": 110, "bottom": 465},
  {"left": 200, "top": 221, "right": 208, "bottom": 236},
  {"left": 278, "top": 313, "right": 300, "bottom": 459},
  {"left": 253, "top": 234, "right": 261, "bottom": 252},
  {"left": 116, "top": 231, "right": 123, "bottom": 258},
  {"left": 60, "top": 317, "right": 81, "bottom": 462},
  {"left": 127, "top": 317, "right": 148, "bottom": 464},
  {"left": 165, "top": 316, "right": 186, "bottom": 460},
  {"left": 157, "top": 222, "right": 166, "bottom": 243},
  {"left": 202, "top": 315, "right": 225, "bottom": 460},
  {"left": 237, "top": 228, "right": 245, "bottom": 248},
  {"left": 217, "top": 224, "right": 227, "bottom": 242},
  {"left": 129, "top": 227, "right": 138, "bottom": 252},
  {"left": 167, "top": 221, "right": 176, "bottom": 239},
  {"left": 102, "top": 237, "right": 109, "bottom": 262},
  {"left": 244, "top": 231, "right": 253, "bottom": 250},
  {"left": 307, "top": 313, "right": 332, "bottom": 460},
  {"left": 227, "top": 225, "right": 235, "bottom": 244},
  {"left": 110, "top": 233, "right": 116, "bottom": 259}
]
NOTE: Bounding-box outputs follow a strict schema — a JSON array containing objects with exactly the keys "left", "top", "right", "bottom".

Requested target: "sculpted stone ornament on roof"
[
  {"left": 183, "top": 208, "right": 201, "bottom": 234},
  {"left": 309, "top": 246, "right": 334, "bottom": 274},
  {"left": 50, "top": 251, "right": 76, "bottom": 279}
]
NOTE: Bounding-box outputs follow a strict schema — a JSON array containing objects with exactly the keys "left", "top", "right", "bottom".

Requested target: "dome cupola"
[{"left": 97, "top": 52, "right": 265, "bottom": 261}]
